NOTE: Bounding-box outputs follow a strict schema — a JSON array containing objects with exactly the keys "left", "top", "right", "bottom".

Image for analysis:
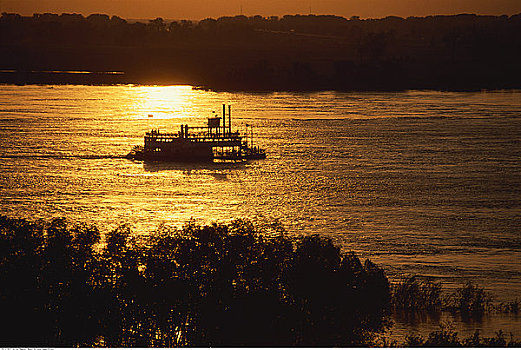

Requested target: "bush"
[
  {"left": 392, "top": 275, "right": 442, "bottom": 312},
  {"left": 403, "top": 328, "right": 521, "bottom": 347},
  {"left": 0, "top": 216, "right": 391, "bottom": 347},
  {"left": 497, "top": 299, "right": 520, "bottom": 314},
  {"left": 448, "top": 282, "right": 492, "bottom": 317}
]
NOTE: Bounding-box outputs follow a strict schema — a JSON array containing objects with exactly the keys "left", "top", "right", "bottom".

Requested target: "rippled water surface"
[{"left": 1, "top": 85, "right": 520, "bottom": 338}]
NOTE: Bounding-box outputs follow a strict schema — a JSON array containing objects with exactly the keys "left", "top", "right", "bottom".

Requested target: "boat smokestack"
[
  {"left": 228, "top": 105, "right": 231, "bottom": 134},
  {"left": 222, "top": 104, "right": 226, "bottom": 136}
]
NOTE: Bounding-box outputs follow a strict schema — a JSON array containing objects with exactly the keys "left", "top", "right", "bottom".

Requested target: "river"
[{"left": 1, "top": 85, "right": 520, "bottom": 340}]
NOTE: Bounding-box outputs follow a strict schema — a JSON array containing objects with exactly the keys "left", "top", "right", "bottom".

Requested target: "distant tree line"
[{"left": 1, "top": 12, "right": 520, "bottom": 90}]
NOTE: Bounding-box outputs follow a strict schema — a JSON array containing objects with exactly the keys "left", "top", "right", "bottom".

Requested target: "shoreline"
[
  {"left": 1, "top": 76, "right": 521, "bottom": 93},
  {"left": 0, "top": 215, "right": 520, "bottom": 347}
]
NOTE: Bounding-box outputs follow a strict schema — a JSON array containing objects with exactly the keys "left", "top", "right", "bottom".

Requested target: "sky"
[{"left": 2, "top": 0, "right": 521, "bottom": 20}]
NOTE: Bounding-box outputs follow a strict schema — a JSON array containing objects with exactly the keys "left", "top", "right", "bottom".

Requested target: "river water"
[{"left": 1, "top": 85, "right": 520, "bottom": 340}]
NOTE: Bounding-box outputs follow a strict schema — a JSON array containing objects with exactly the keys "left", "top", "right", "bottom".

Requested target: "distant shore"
[
  {"left": 0, "top": 71, "right": 517, "bottom": 93},
  {"left": 1, "top": 12, "right": 520, "bottom": 91}
]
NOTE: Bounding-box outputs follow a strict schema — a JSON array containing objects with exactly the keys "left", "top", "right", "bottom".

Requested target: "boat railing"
[{"left": 146, "top": 130, "right": 242, "bottom": 141}]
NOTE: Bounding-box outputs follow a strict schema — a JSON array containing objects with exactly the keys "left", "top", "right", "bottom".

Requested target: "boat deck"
[{"left": 129, "top": 104, "right": 266, "bottom": 162}]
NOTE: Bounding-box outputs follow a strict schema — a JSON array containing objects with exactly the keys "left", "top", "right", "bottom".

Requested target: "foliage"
[
  {"left": 497, "top": 299, "right": 520, "bottom": 314},
  {"left": 1, "top": 13, "right": 521, "bottom": 90},
  {"left": 448, "top": 282, "right": 492, "bottom": 317},
  {"left": 392, "top": 276, "right": 502, "bottom": 319},
  {"left": 391, "top": 278, "right": 521, "bottom": 347},
  {"left": 0, "top": 215, "right": 391, "bottom": 347},
  {"left": 392, "top": 275, "right": 443, "bottom": 312},
  {"left": 402, "top": 327, "right": 521, "bottom": 347}
]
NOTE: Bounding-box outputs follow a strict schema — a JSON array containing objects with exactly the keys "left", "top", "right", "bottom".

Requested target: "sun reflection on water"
[
  {"left": 131, "top": 85, "right": 196, "bottom": 120},
  {"left": 1, "top": 86, "right": 521, "bottom": 319}
]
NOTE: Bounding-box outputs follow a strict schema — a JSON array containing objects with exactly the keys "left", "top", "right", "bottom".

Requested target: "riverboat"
[{"left": 127, "top": 105, "right": 266, "bottom": 162}]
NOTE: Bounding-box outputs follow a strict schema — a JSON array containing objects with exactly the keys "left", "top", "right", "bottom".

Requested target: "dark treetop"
[{"left": 0, "top": 216, "right": 391, "bottom": 347}]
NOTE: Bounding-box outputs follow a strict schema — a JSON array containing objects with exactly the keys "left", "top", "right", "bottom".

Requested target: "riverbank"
[
  {"left": 2, "top": 13, "right": 521, "bottom": 91},
  {"left": 1, "top": 215, "right": 520, "bottom": 347}
]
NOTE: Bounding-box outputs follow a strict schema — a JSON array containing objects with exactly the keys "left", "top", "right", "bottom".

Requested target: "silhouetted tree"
[{"left": 0, "top": 216, "right": 392, "bottom": 346}]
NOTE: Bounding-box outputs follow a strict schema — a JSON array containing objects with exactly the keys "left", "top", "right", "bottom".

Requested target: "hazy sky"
[{"left": 2, "top": 0, "right": 521, "bottom": 19}]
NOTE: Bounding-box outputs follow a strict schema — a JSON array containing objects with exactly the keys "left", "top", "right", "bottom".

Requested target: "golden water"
[{"left": 1, "top": 85, "right": 520, "bottom": 339}]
